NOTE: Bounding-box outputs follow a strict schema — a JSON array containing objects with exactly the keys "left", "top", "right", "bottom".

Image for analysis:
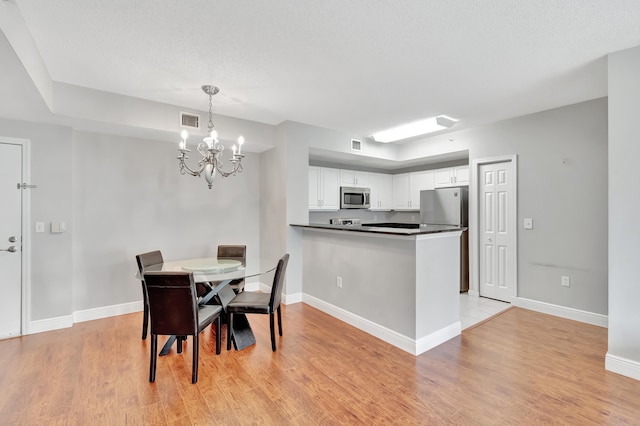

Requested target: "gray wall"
[
  {"left": 0, "top": 117, "right": 263, "bottom": 323},
  {"left": 286, "top": 98, "right": 608, "bottom": 316},
  {"left": 387, "top": 99, "right": 608, "bottom": 315},
  {"left": 71, "top": 130, "right": 262, "bottom": 312},
  {"left": 0, "top": 118, "right": 73, "bottom": 321}
]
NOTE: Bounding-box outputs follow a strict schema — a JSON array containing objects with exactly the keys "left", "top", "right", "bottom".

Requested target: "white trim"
[
  {"left": 605, "top": 353, "right": 640, "bottom": 381},
  {"left": 27, "top": 315, "right": 73, "bottom": 335},
  {"left": 0, "top": 136, "right": 31, "bottom": 338},
  {"left": 284, "top": 291, "right": 302, "bottom": 305},
  {"left": 470, "top": 155, "right": 518, "bottom": 299},
  {"left": 468, "top": 289, "right": 479, "bottom": 297},
  {"left": 416, "top": 322, "right": 462, "bottom": 355},
  {"left": 513, "top": 297, "right": 608, "bottom": 328},
  {"left": 303, "top": 294, "right": 460, "bottom": 356},
  {"left": 73, "top": 301, "right": 143, "bottom": 323}
]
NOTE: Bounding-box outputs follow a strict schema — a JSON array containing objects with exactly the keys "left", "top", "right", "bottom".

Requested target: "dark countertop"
[{"left": 290, "top": 223, "right": 466, "bottom": 236}]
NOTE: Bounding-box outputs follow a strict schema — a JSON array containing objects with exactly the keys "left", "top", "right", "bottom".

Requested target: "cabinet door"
[
  {"left": 377, "top": 173, "right": 393, "bottom": 210},
  {"left": 309, "top": 166, "right": 321, "bottom": 210},
  {"left": 410, "top": 170, "right": 434, "bottom": 209},
  {"left": 339, "top": 169, "right": 369, "bottom": 187},
  {"left": 340, "top": 169, "right": 355, "bottom": 186},
  {"left": 392, "top": 173, "right": 411, "bottom": 210},
  {"left": 354, "top": 171, "right": 370, "bottom": 187},
  {"left": 369, "top": 172, "right": 392, "bottom": 211},
  {"left": 321, "top": 168, "right": 340, "bottom": 210},
  {"left": 454, "top": 166, "right": 470, "bottom": 186},
  {"left": 434, "top": 168, "right": 453, "bottom": 188}
]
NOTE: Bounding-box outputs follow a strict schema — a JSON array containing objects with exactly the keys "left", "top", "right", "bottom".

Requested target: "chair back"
[
  {"left": 217, "top": 245, "right": 246, "bottom": 266},
  {"left": 269, "top": 254, "right": 290, "bottom": 311},
  {"left": 136, "top": 250, "right": 164, "bottom": 273},
  {"left": 143, "top": 271, "right": 198, "bottom": 336}
]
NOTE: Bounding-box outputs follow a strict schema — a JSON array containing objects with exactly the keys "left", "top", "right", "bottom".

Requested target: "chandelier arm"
[{"left": 178, "top": 152, "right": 206, "bottom": 176}]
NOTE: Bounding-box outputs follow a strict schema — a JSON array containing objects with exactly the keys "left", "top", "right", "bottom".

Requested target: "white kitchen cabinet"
[
  {"left": 369, "top": 172, "right": 393, "bottom": 211},
  {"left": 340, "top": 169, "right": 370, "bottom": 187},
  {"left": 393, "top": 170, "right": 434, "bottom": 210},
  {"left": 309, "top": 166, "right": 339, "bottom": 210},
  {"left": 435, "top": 165, "right": 469, "bottom": 188}
]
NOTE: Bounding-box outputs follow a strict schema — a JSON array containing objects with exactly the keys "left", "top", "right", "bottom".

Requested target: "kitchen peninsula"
[{"left": 291, "top": 223, "right": 464, "bottom": 355}]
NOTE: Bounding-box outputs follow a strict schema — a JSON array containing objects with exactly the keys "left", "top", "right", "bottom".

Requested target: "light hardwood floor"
[{"left": 1, "top": 304, "right": 639, "bottom": 424}]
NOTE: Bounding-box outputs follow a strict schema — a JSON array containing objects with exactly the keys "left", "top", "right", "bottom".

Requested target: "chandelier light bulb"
[
  {"left": 179, "top": 130, "right": 188, "bottom": 149},
  {"left": 237, "top": 136, "right": 244, "bottom": 154}
]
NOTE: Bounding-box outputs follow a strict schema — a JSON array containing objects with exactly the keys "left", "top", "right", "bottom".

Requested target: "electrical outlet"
[
  {"left": 336, "top": 276, "right": 343, "bottom": 288},
  {"left": 561, "top": 276, "right": 571, "bottom": 287}
]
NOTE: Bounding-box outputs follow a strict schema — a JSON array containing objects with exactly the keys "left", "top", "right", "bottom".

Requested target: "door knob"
[
  {"left": 1, "top": 246, "right": 17, "bottom": 253},
  {"left": 8, "top": 236, "right": 17, "bottom": 243}
]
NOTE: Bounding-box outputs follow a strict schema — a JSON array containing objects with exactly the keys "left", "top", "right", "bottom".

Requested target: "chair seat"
[
  {"left": 227, "top": 291, "right": 271, "bottom": 314},
  {"left": 198, "top": 304, "right": 223, "bottom": 331}
]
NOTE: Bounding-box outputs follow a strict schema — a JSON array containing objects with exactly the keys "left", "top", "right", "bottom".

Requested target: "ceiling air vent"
[
  {"left": 180, "top": 112, "right": 200, "bottom": 129},
  {"left": 351, "top": 139, "right": 362, "bottom": 152}
]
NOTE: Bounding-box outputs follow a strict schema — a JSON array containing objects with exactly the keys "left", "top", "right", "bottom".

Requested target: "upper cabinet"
[
  {"left": 340, "top": 169, "right": 370, "bottom": 187},
  {"left": 434, "top": 165, "right": 469, "bottom": 188},
  {"left": 309, "top": 166, "right": 339, "bottom": 211},
  {"left": 392, "top": 170, "right": 435, "bottom": 210},
  {"left": 369, "top": 172, "right": 393, "bottom": 211}
]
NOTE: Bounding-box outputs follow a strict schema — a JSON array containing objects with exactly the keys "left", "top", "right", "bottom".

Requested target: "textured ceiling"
[{"left": 13, "top": 0, "right": 640, "bottom": 139}]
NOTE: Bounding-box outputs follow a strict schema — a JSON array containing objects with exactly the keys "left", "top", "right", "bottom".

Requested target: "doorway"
[
  {"left": 0, "top": 137, "right": 30, "bottom": 338},
  {"left": 470, "top": 155, "right": 517, "bottom": 303}
]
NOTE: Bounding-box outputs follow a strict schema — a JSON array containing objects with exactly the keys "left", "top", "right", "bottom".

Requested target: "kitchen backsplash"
[{"left": 309, "top": 210, "right": 420, "bottom": 224}]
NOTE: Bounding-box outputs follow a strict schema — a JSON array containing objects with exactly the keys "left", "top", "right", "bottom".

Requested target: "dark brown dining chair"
[
  {"left": 227, "top": 253, "right": 289, "bottom": 352},
  {"left": 217, "top": 245, "right": 247, "bottom": 294},
  {"left": 143, "top": 271, "right": 222, "bottom": 384},
  {"left": 135, "top": 250, "right": 164, "bottom": 340}
]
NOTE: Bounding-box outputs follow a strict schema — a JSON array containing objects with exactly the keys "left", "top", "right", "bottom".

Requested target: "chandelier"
[{"left": 177, "top": 85, "right": 245, "bottom": 189}]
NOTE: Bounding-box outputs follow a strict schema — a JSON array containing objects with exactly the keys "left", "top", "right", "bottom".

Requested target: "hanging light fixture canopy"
[{"left": 177, "top": 85, "right": 245, "bottom": 189}]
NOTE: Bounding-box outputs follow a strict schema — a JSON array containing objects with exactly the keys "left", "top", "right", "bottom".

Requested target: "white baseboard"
[
  {"left": 26, "top": 301, "right": 143, "bottom": 335},
  {"left": 513, "top": 297, "right": 608, "bottom": 328},
  {"left": 605, "top": 353, "right": 640, "bottom": 381},
  {"left": 284, "top": 291, "right": 302, "bottom": 304},
  {"left": 27, "top": 315, "right": 74, "bottom": 335},
  {"left": 468, "top": 289, "right": 479, "bottom": 297},
  {"left": 302, "top": 294, "right": 459, "bottom": 356},
  {"left": 73, "top": 301, "right": 143, "bottom": 323},
  {"left": 416, "top": 322, "right": 462, "bottom": 355}
]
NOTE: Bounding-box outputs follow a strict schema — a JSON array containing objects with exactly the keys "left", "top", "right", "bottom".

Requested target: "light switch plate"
[
  {"left": 35, "top": 222, "right": 45, "bottom": 233},
  {"left": 524, "top": 218, "right": 533, "bottom": 230}
]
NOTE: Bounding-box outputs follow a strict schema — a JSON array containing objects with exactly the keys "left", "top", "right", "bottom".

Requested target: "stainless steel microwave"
[{"left": 340, "top": 186, "right": 370, "bottom": 209}]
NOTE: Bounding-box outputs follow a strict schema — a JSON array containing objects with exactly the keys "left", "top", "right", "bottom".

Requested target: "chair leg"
[
  {"left": 277, "top": 305, "right": 283, "bottom": 336},
  {"left": 227, "top": 313, "right": 234, "bottom": 351},
  {"left": 270, "top": 313, "right": 276, "bottom": 352},
  {"left": 215, "top": 316, "right": 221, "bottom": 355},
  {"left": 150, "top": 335, "right": 157, "bottom": 382},
  {"left": 177, "top": 336, "right": 184, "bottom": 354},
  {"left": 192, "top": 334, "right": 198, "bottom": 384}
]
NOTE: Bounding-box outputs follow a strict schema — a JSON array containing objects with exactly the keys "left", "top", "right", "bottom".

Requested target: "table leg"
[
  {"left": 159, "top": 335, "right": 177, "bottom": 356},
  {"left": 216, "top": 285, "right": 256, "bottom": 350}
]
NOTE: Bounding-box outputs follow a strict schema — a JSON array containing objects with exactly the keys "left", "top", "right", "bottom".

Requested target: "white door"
[
  {"left": 479, "top": 161, "right": 515, "bottom": 302},
  {"left": 0, "top": 142, "right": 23, "bottom": 338}
]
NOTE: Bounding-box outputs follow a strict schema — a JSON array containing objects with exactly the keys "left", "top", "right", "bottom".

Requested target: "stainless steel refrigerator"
[{"left": 420, "top": 187, "right": 469, "bottom": 292}]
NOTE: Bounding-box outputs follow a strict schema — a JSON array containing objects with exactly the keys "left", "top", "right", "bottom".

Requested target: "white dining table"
[{"left": 139, "top": 257, "right": 275, "bottom": 354}]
